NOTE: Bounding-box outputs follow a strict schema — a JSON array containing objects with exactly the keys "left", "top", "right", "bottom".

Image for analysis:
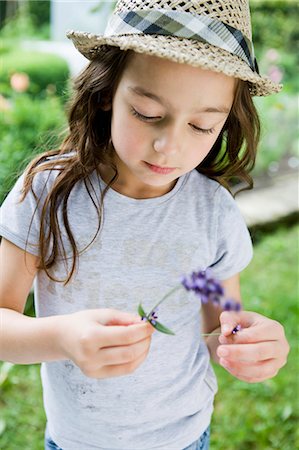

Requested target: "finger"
[
  {"left": 219, "top": 357, "right": 279, "bottom": 382},
  {"left": 99, "top": 322, "right": 154, "bottom": 348},
  {"left": 219, "top": 311, "right": 285, "bottom": 343},
  {"left": 99, "top": 336, "right": 151, "bottom": 366},
  {"left": 217, "top": 341, "right": 283, "bottom": 363},
  {"left": 96, "top": 308, "right": 143, "bottom": 326},
  {"left": 219, "top": 310, "right": 257, "bottom": 336},
  {"left": 96, "top": 348, "right": 149, "bottom": 379},
  {"left": 220, "top": 310, "right": 270, "bottom": 334}
]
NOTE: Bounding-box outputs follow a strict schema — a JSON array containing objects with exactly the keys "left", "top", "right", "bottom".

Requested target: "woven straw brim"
[{"left": 67, "top": 31, "right": 282, "bottom": 97}]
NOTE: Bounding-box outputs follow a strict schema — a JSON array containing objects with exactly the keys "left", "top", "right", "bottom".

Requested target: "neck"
[{"left": 98, "top": 162, "right": 177, "bottom": 199}]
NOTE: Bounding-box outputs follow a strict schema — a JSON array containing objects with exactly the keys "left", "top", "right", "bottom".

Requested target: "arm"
[
  {"left": 201, "top": 273, "right": 241, "bottom": 363},
  {"left": 0, "top": 238, "right": 67, "bottom": 363},
  {"left": 0, "top": 238, "right": 154, "bottom": 378}
]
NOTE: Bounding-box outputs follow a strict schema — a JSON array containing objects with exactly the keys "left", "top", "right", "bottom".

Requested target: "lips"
[{"left": 144, "top": 161, "right": 176, "bottom": 175}]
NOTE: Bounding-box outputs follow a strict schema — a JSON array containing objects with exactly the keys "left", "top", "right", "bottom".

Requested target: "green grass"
[
  {"left": 0, "top": 224, "right": 298, "bottom": 449},
  {"left": 211, "top": 224, "right": 299, "bottom": 450}
]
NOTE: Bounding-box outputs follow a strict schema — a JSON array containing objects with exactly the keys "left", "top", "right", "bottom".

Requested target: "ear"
[
  {"left": 101, "top": 103, "right": 112, "bottom": 112},
  {"left": 98, "top": 91, "right": 112, "bottom": 111}
]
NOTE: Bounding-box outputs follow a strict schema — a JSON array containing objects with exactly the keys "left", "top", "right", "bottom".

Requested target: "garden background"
[{"left": 0, "top": 1, "right": 298, "bottom": 449}]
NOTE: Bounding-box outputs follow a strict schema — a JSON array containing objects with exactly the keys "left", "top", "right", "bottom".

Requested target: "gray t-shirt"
[{"left": 0, "top": 161, "right": 252, "bottom": 450}]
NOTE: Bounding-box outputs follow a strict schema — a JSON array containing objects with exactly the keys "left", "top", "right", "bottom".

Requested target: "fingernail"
[
  {"left": 222, "top": 325, "right": 230, "bottom": 334},
  {"left": 218, "top": 347, "right": 229, "bottom": 357},
  {"left": 220, "top": 358, "right": 229, "bottom": 368},
  {"left": 218, "top": 335, "right": 227, "bottom": 344}
]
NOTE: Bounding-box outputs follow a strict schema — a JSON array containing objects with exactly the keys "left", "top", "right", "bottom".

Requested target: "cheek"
[
  {"left": 111, "top": 109, "right": 150, "bottom": 159},
  {"left": 206, "top": 136, "right": 218, "bottom": 154},
  {"left": 200, "top": 131, "right": 223, "bottom": 157},
  {"left": 189, "top": 137, "right": 216, "bottom": 164}
]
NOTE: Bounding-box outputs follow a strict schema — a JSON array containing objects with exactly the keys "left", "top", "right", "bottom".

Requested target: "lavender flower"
[
  {"left": 181, "top": 269, "right": 240, "bottom": 312},
  {"left": 181, "top": 269, "right": 224, "bottom": 306},
  {"left": 141, "top": 308, "right": 159, "bottom": 326},
  {"left": 139, "top": 303, "right": 175, "bottom": 335},
  {"left": 223, "top": 299, "right": 242, "bottom": 312},
  {"left": 138, "top": 268, "right": 242, "bottom": 336},
  {"left": 232, "top": 324, "right": 242, "bottom": 334}
]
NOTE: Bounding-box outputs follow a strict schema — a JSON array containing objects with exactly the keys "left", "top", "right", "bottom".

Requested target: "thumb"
[
  {"left": 221, "top": 310, "right": 261, "bottom": 331},
  {"left": 219, "top": 310, "right": 259, "bottom": 343},
  {"left": 220, "top": 310, "right": 243, "bottom": 336}
]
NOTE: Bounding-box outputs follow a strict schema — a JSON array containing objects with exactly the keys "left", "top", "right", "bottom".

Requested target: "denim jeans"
[
  {"left": 44, "top": 425, "right": 210, "bottom": 450},
  {"left": 182, "top": 426, "right": 210, "bottom": 450},
  {"left": 44, "top": 425, "right": 63, "bottom": 450}
]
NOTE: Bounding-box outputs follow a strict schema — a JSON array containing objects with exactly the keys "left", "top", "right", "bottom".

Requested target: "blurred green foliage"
[
  {"left": 0, "top": 0, "right": 50, "bottom": 40},
  {"left": 251, "top": 0, "right": 299, "bottom": 56},
  {"left": 28, "top": 0, "right": 50, "bottom": 33},
  {"left": 0, "top": 51, "right": 70, "bottom": 99},
  {"left": 0, "top": 2, "right": 70, "bottom": 205},
  {"left": 253, "top": 92, "right": 298, "bottom": 176},
  {"left": 0, "top": 94, "right": 67, "bottom": 204}
]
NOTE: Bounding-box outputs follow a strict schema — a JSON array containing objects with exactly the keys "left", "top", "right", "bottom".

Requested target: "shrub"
[
  {"left": 0, "top": 93, "right": 67, "bottom": 204},
  {"left": 0, "top": 50, "right": 70, "bottom": 100},
  {"left": 0, "top": 0, "right": 50, "bottom": 40},
  {"left": 251, "top": 0, "right": 298, "bottom": 93},
  {"left": 28, "top": 0, "right": 50, "bottom": 33},
  {"left": 251, "top": 0, "right": 299, "bottom": 56},
  {"left": 253, "top": 92, "right": 298, "bottom": 176}
]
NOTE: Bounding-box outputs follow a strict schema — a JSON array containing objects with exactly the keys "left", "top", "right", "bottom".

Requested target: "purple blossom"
[
  {"left": 181, "top": 269, "right": 241, "bottom": 312},
  {"left": 223, "top": 299, "right": 242, "bottom": 312},
  {"left": 141, "top": 308, "right": 159, "bottom": 325},
  {"left": 138, "top": 269, "right": 242, "bottom": 336},
  {"left": 265, "top": 48, "right": 279, "bottom": 62},
  {"left": 268, "top": 65, "right": 283, "bottom": 83},
  {"left": 181, "top": 269, "right": 224, "bottom": 305},
  {"left": 232, "top": 324, "right": 242, "bottom": 334}
]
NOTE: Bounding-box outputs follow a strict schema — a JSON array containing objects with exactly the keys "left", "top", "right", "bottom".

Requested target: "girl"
[{"left": 0, "top": 1, "right": 290, "bottom": 449}]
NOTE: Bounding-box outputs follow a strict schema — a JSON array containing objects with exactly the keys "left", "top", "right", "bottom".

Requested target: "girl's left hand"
[{"left": 216, "top": 311, "right": 290, "bottom": 383}]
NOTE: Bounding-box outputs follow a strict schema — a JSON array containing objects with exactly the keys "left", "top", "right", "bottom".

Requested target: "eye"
[
  {"left": 130, "top": 107, "right": 160, "bottom": 121},
  {"left": 190, "top": 124, "right": 215, "bottom": 135}
]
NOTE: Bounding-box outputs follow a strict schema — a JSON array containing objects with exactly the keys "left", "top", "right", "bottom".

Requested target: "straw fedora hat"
[{"left": 67, "top": 0, "right": 282, "bottom": 96}]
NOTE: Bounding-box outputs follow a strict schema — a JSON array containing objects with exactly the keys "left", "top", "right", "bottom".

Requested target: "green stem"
[
  {"left": 201, "top": 332, "right": 222, "bottom": 336},
  {"left": 148, "top": 285, "right": 183, "bottom": 316}
]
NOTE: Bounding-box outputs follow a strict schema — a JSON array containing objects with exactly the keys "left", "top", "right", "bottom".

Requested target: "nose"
[{"left": 153, "top": 126, "right": 181, "bottom": 156}]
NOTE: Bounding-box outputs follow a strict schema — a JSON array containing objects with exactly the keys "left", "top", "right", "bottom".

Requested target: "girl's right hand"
[{"left": 58, "top": 309, "right": 154, "bottom": 379}]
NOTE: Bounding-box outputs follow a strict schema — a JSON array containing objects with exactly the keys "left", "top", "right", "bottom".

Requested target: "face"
[{"left": 102, "top": 52, "right": 236, "bottom": 198}]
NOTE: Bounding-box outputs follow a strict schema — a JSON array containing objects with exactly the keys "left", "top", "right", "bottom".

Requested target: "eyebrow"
[{"left": 128, "top": 86, "right": 230, "bottom": 114}]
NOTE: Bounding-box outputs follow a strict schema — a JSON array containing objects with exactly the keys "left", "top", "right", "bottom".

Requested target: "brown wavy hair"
[{"left": 20, "top": 45, "right": 260, "bottom": 284}]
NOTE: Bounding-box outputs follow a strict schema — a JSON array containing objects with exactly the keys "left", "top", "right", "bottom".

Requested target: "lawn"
[
  {"left": 0, "top": 224, "right": 298, "bottom": 450},
  {"left": 211, "top": 224, "right": 299, "bottom": 450}
]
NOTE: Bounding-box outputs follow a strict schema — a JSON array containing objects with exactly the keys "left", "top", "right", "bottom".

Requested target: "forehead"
[{"left": 120, "top": 52, "right": 236, "bottom": 112}]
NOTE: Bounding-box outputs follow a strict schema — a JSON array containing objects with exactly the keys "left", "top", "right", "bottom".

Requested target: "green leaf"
[
  {"left": 137, "top": 303, "right": 175, "bottom": 335},
  {"left": 0, "top": 418, "right": 6, "bottom": 436},
  {"left": 138, "top": 303, "right": 147, "bottom": 318},
  {"left": 0, "top": 362, "right": 14, "bottom": 387},
  {"left": 152, "top": 320, "right": 175, "bottom": 335},
  {"left": 281, "top": 404, "right": 293, "bottom": 421}
]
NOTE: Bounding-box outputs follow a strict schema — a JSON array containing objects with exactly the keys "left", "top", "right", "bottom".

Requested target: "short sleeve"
[
  {"left": 0, "top": 171, "right": 51, "bottom": 256},
  {"left": 209, "top": 185, "right": 253, "bottom": 280}
]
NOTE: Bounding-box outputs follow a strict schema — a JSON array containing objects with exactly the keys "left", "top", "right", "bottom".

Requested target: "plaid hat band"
[{"left": 104, "top": 9, "right": 259, "bottom": 73}]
